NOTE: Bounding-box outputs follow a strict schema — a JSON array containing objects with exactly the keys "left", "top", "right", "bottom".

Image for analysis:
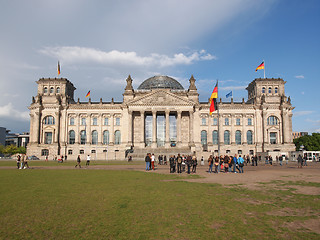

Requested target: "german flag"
[
  {"left": 58, "top": 61, "right": 61, "bottom": 75},
  {"left": 85, "top": 90, "right": 90, "bottom": 98},
  {"left": 255, "top": 61, "right": 264, "bottom": 71},
  {"left": 209, "top": 82, "right": 218, "bottom": 115}
]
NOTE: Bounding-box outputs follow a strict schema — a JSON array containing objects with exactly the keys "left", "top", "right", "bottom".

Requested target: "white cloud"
[
  {"left": 39, "top": 47, "right": 216, "bottom": 68},
  {"left": 293, "top": 111, "right": 314, "bottom": 117},
  {"left": 295, "top": 75, "right": 305, "bottom": 79},
  {"left": 0, "top": 103, "right": 29, "bottom": 121}
]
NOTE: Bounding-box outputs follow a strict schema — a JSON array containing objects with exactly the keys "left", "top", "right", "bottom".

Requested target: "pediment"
[{"left": 128, "top": 90, "right": 195, "bottom": 106}]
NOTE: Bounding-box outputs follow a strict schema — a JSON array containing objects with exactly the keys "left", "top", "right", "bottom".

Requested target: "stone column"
[
  {"left": 54, "top": 111, "right": 60, "bottom": 143},
  {"left": 34, "top": 112, "right": 41, "bottom": 144},
  {"left": 110, "top": 114, "right": 114, "bottom": 145},
  {"left": 177, "top": 111, "right": 182, "bottom": 146},
  {"left": 128, "top": 110, "right": 133, "bottom": 145},
  {"left": 140, "top": 111, "right": 145, "bottom": 146},
  {"left": 165, "top": 110, "right": 170, "bottom": 147},
  {"left": 218, "top": 114, "right": 223, "bottom": 146},
  {"left": 152, "top": 111, "right": 157, "bottom": 148},
  {"left": 189, "top": 110, "right": 194, "bottom": 145},
  {"left": 98, "top": 114, "right": 102, "bottom": 144},
  {"left": 208, "top": 115, "right": 212, "bottom": 145},
  {"left": 75, "top": 114, "right": 80, "bottom": 144},
  {"left": 282, "top": 110, "right": 288, "bottom": 144}
]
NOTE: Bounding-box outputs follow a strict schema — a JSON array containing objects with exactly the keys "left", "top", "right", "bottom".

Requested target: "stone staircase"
[{"left": 129, "top": 147, "right": 192, "bottom": 161}]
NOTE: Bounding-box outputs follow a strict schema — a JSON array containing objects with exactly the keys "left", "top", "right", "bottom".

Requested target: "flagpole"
[
  {"left": 217, "top": 80, "right": 220, "bottom": 158},
  {"left": 263, "top": 59, "right": 265, "bottom": 79}
]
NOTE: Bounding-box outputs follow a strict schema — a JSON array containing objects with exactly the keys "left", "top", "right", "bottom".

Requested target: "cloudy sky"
[{"left": 0, "top": 0, "right": 319, "bottom": 133}]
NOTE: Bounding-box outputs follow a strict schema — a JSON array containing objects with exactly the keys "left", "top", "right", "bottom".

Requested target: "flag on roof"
[
  {"left": 209, "top": 81, "right": 218, "bottom": 115},
  {"left": 255, "top": 61, "right": 264, "bottom": 71},
  {"left": 226, "top": 91, "right": 232, "bottom": 98},
  {"left": 85, "top": 90, "right": 90, "bottom": 98},
  {"left": 58, "top": 61, "right": 61, "bottom": 75}
]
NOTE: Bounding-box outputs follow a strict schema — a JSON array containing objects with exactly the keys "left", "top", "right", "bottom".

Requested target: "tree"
[{"left": 293, "top": 133, "right": 320, "bottom": 151}]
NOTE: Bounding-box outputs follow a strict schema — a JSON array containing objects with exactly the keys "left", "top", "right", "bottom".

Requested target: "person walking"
[
  {"left": 86, "top": 154, "right": 91, "bottom": 167},
  {"left": 238, "top": 155, "right": 245, "bottom": 173},
  {"left": 75, "top": 155, "right": 81, "bottom": 168},
  {"left": 214, "top": 156, "right": 219, "bottom": 173},
  {"left": 169, "top": 155, "right": 175, "bottom": 173},
  {"left": 254, "top": 155, "right": 258, "bottom": 166},
  {"left": 233, "top": 154, "right": 238, "bottom": 173},
  {"left": 303, "top": 154, "right": 308, "bottom": 166},
  {"left": 297, "top": 154, "right": 303, "bottom": 168},
  {"left": 23, "top": 155, "right": 29, "bottom": 169},
  {"left": 279, "top": 155, "right": 283, "bottom": 166}
]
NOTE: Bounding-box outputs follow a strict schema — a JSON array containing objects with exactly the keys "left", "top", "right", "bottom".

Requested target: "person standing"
[
  {"left": 23, "top": 155, "right": 29, "bottom": 169},
  {"left": 16, "top": 155, "right": 21, "bottom": 169},
  {"left": 186, "top": 155, "right": 192, "bottom": 174},
  {"left": 192, "top": 156, "right": 197, "bottom": 173},
  {"left": 145, "top": 153, "right": 151, "bottom": 171},
  {"left": 214, "top": 156, "right": 219, "bottom": 173},
  {"left": 233, "top": 154, "right": 238, "bottom": 173},
  {"left": 279, "top": 155, "right": 283, "bottom": 166},
  {"left": 303, "top": 154, "right": 308, "bottom": 166},
  {"left": 75, "top": 155, "right": 81, "bottom": 168},
  {"left": 297, "top": 154, "right": 303, "bottom": 168},
  {"left": 169, "top": 155, "right": 175, "bottom": 173},
  {"left": 151, "top": 153, "right": 155, "bottom": 170},
  {"left": 254, "top": 155, "right": 258, "bottom": 166},
  {"left": 208, "top": 155, "right": 213, "bottom": 173},
  {"left": 177, "top": 154, "right": 182, "bottom": 173},
  {"left": 86, "top": 155, "right": 91, "bottom": 167},
  {"left": 237, "top": 155, "right": 244, "bottom": 173}
]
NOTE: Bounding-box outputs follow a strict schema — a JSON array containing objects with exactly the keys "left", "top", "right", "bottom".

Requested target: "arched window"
[
  {"left": 56, "top": 87, "right": 60, "bottom": 93},
  {"left": 103, "top": 130, "right": 109, "bottom": 145},
  {"left": 224, "top": 130, "right": 230, "bottom": 145},
  {"left": 69, "top": 117, "right": 75, "bottom": 125},
  {"left": 212, "top": 130, "right": 218, "bottom": 145},
  {"left": 268, "top": 87, "right": 272, "bottom": 94},
  {"left": 68, "top": 130, "right": 75, "bottom": 144},
  {"left": 44, "top": 87, "right": 48, "bottom": 93},
  {"left": 267, "top": 116, "right": 278, "bottom": 125},
  {"left": 275, "top": 87, "right": 278, "bottom": 94},
  {"left": 247, "top": 130, "right": 253, "bottom": 145},
  {"left": 115, "top": 130, "right": 121, "bottom": 145},
  {"left": 262, "top": 87, "right": 265, "bottom": 93},
  {"left": 201, "top": 130, "right": 207, "bottom": 146},
  {"left": 80, "top": 130, "right": 86, "bottom": 145},
  {"left": 43, "top": 116, "right": 55, "bottom": 125},
  {"left": 92, "top": 130, "right": 98, "bottom": 144},
  {"left": 235, "top": 130, "right": 241, "bottom": 145},
  {"left": 50, "top": 87, "right": 54, "bottom": 93}
]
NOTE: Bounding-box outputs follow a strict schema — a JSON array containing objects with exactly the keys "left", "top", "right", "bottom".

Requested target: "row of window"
[
  {"left": 200, "top": 130, "right": 254, "bottom": 145},
  {"left": 68, "top": 130, "right": 121, "bottom": 145},
  {"left": 262, "top": 86, "right": 278, "bottom": 94},
  {"left": 70, "top": 117, "right": 120, "bottom": 126},
  {"left": 42, "top": 116, "right": 121, "bottom": 126},
  {"left": 44, "top": 86, "right": 60, "bottom": 94},
  {"left": 201, "top": 117, "right": 253, "bottom": 126}
]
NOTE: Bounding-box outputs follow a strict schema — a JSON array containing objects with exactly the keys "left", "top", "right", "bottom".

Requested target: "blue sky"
[{"left": 0, "top": 0, "right": 319, "bottom": 133}]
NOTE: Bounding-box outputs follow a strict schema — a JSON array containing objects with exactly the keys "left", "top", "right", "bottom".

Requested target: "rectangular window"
[
  {"left": 236, "top": 118, "right": 240, "bottom": 126},
  {"left": 91, "top": 150, "right": 96, "bottom": 154},
  {"left": 69, "top": 117, "right": 75, "bottom": 125},
  {"left": 201, "top": 118, "right": 206, "bottom": 126},
  {"left": 212, "top": 118, "right": 218, "bottom": 126},
  {"left": 225, "top": 118, "right": 229, "bottom": 126},
  {"left": 44, "top": 132, "right": 52, "bottom": 144},
  {"left": 238, "top": 150, "right": 242, "bottom": 155},
  {"left": 116, "top": 117, "right": 120, "bottom": 126},
  {"left": 248, "top": 118, "right": 252, "bottom": 126},
  {"left": 270, "top": 132, "right": 277, "bottom": 144},
  {"left": 68, "top": 150, "right": 73, "bottom": 155},
  {"left": 80, "top": 150, "right": 84, "bottom": 154},
  {"left": 104, "top": 117, "right": 109, "bottom": 125},
  {"left": 81, "top": 118, "right": 86, "bottom": 126},
  {"left": 92, "top": 117, "right": 98, "bottom": 126}
]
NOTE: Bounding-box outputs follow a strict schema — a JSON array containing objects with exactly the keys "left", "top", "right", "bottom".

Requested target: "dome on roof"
[{"left": 137, "top": 75, "right": 184, "bottom": 90}]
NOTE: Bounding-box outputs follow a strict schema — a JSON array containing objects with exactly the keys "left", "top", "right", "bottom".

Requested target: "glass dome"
[{"left": 137, "top": 75, "right": 184, "bottom": 90}]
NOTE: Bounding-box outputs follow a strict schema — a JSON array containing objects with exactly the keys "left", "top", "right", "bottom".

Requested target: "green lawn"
[
  {"left": 0, "top": 160, "right": 144, "bottom": 167},
  {"left": 0, "top": 169, "right": 319, "bottom": 239}
]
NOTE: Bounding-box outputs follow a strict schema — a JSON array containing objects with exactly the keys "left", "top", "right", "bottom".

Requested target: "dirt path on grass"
[{"left": 2, "top": 161, "right": 320, "bottom": 192}]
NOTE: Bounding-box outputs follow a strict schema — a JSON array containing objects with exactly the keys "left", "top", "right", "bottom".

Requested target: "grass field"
[{"left": 0, "top": 167, "right": 319, "bottom": 239}]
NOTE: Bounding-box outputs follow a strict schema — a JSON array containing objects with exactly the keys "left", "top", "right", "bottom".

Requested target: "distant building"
[
  {"left": 0, "top": 127, "right": 6, "bottom": 146},
  {"left": 292, "top": 132, "right": 308, "bottom": 139},
  {"left": 5, "top": 131, "right": 29, "bottom": 147},
  {"left": 27, "top": 75, "right": 295, "bottom": 160}
]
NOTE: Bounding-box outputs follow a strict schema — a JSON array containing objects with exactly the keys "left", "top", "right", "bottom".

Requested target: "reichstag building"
[{"left": 27, "top": 75, "right": 295, "bottom": 160}]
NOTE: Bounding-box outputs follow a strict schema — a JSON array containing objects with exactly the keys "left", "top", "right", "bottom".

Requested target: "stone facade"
[{"left": 27, "top": 75, "right": 295, "bottom": 160}]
